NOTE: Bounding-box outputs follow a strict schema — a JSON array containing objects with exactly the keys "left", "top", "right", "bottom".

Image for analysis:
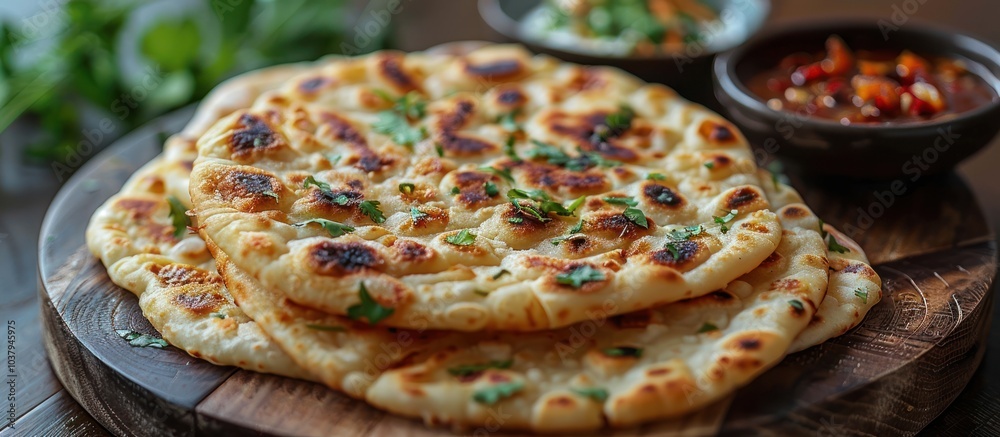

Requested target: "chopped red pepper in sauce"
[{"left": 748, "top": 36, "right": 998, "bottom": 125}]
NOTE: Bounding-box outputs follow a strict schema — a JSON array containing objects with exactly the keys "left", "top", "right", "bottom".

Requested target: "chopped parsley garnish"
[
  {"left": 293, "top": 218, "right": 355, "bottom": 237},
  {"left": 854, "top": 288, "right": 869, "bottom": 304},
  {"left": 303, "top": 175, "right": 332, "bottom": 192},
  {"left": 116, "top": 330, "right": 168, "bottom": 349},
  {"left": 623, "top": 206, "right": 648, "bottom": 229},
  {"left": 166, "top": 195, "right": 191, "bottom": 238},
  {"left": 492, "top": 269, "right": 511, "bottom": 280},
  {"left": 508, "top": 217, "right": 524, "bottom": 224},
  {"left": 704, "top": 161, "right": 715, "bottom": 169},
  {"left": 375, "top": 89, "right": 426, "bottom": 119},
  {"left": 209, "top": 312, "right": 226, "bottom": 319},
  {"left": 507, "top": 189, "right": 585, "bottom": 220},
  {"left": 305, "top": 324, "right": 347, "bottom": 332},
  {"left": 479, "top": 166, "right": 515, "bottom": 183},
  {"left": 497, "top": 110, "right": 520, "bottom": 132},
  {"left": 504, "top": 135, "right": 520, "bottom": 161},
  {"left": 304, "top": 175, "right": 346, "bottom": 204},
  {"left": 664, "top": 242, "right": 681, "bottom": 259},
  {"left": 410, "top": 207, "right": 428, "bottom": 221},
  {"left": 556, "top": 265, "right": 605, "bottom": 288},
  {"left": 261, "top": 190, "right": 280, "bottom": 200},
  {"left": 451, "top": 186, "right": 461, "bottom": 195},
  {"left": 484, "top": 181, "right": 499, "bottom": 197},
  {"left": 346, "top": 282, "right": 394, "bottom": 325},
  {"left": 818, "top": 218, "right": 828, "bottom": 239},
  {"left": 646, "top": 173, "right": 666, "bottom": 181},
  {"left": 602, "top": 346, "right": 642, "bottom": 358},
  {"left": 474, "top": 289, "right": 490, "bottom": 296},
  {"left": 827, "top": 234, "right": 850, "bottom": 253},
  {"left": 447, "top": 360, "right": 513, "bottom": 376},
  {"left": 603, "top": 196, "right": 638, "bottom": 206},
  {"left": 698, "top": 322, "right": 718, "bottom": 333},
  {"left": 435, "top": 142, "right": 445, "bottom": 157},
  {"left": 591, "top": 105, "right": 634, "bottom": 142},
  {"left": 713, "top": 209, "right": 739, "bottom": 234},
  {"left": 669, "top": 225, "right": 703, "bottom": 241},
  {"left": 571, "top": 387, "right": 609, "bottom": 402},
  {"left": 472, "top": 381, "right": 524, "bottom": 405},
  {"left": 328, "top": 154, "right": 342, "bottom": 166},
  {"left": 526, "top": 140, "right": 621, "bottom": 171},
  {"left": 359, "top": 200, "right": 386, "bottom": 224},
  {"left": 399, "top": 183, "right": 415, "bottom": 194},
  {"left": 445, "top": 229, "right": 477, "bottom": 246},
  {"left": 789, "top": 300, "right": 805, "bottom": 311},
  {"left": 551, "top": 220, "right": 586, "bottom": 245},
  {"left": 372, "top": 111, "right": 427, "bottom": 147}
]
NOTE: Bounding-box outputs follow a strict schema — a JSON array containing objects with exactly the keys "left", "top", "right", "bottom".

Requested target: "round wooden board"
[{"left": 39, "top": 107, "right": 997, "bottom": 436}]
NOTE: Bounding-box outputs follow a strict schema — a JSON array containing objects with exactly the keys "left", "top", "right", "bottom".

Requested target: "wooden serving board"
[{"left": 39, "top": 108, "right": 997, "bottom": 436}]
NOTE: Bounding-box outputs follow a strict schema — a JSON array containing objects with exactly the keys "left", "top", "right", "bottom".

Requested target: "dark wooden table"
[{"left": 2, "top": 1, "right": 999, "bottom": 435}]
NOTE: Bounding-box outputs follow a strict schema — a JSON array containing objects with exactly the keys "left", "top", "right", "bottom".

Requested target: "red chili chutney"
[{"left": 747, "top": 35, "right": 998, "bottom": 125}]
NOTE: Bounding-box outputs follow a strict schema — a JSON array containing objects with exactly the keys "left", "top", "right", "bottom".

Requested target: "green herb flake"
[
  {"left": 789, "top": 300, "right": 805, "bottom": 311},
  {"left": 359, "top": 200, "right": 386, "bottom": 224},
  {"left": 556, "top": 265, "right": 605, "bottom": 288},
  {"left": 328, "top": 154, "right": 342, "bottom": 166},
  {"left": 209, "top": 312, "right": 226, "bottom": 320},
  {"left": 492, "top": 269, "right": 511, "bottom": 280},
  {"left": 472, "top": 381, "right": 524, "bottom": 405},
  {"left": 447, "top": 360, "right": 513, "bottom": 376},
  {"left": 704, "top": 161, "right": 715, "bottom": 169},
  {"left": 569, "top": 220, "right": 585, "bottom": 234},
  {"left": 504, "top": 135, "right": 520, "bottom": 161},
  {"left": 646, "top": 173, "right": 666, "bottom": 181},
  {"left": 305, "top": 324, "right": 347, "bottom": 332},
  {"left": 303, "top": 175, "right": 333, "bottom": 193},
  {"left": 293, "top": 219, "right": 355, "bottom": 238},
  {"left": 497, "top": 111, "right": 520, "bottom": 132},
  {"left": 818, "top": 218, "right": 828, "bottom": 239},
  {"left": 435, "top": 142, "right": 445, "bottom": 157},
  {"left": 827, "top": 234, "right": 850, "bottom": 254},
  {"left": 571, "top": 387, "right": 609, "bottom": 402},
  {"left": 601, "top": 346, "right": 643, "bottom": 358},
  {"left": 484, "top": 181, "right": 499, "bottom": 197},
  {"left": 603, "top": 196, "right": 638, "bottom": 207},
  {"left": 664, "top": 242, "right": 680, "bottom": 259},
  {"left": 508, "top": 217, "right": 524, "bottom": 224},
  {"left": 698, "top": 322, "right": 719, "bottom": 333},
  {"left": 116, "top": 330, "right": 168, "bottom": 349},
  {"left": 854, "top": 288, "right": 869, "bottom": 304},
  {"left": 479, "top": 166, "right": 515, "bottom": 183},
  {"left": 623, "top": 206, "right": 648, "bottom": 229},
  {"left": 399, "top": 183, "right": 416, "bottom": 194},
  {"left": 410, "top": 207, "right": 428, "bottom": 221},
  {"left": 372, "top": 111, "right": 426, "bottom": 147},
  {"left": 474, "top": 289, "right": 490, "bottom": 296},
  {"left": 445, "top": 229, "right": 477, "bottom": 246},
  {"left": 167, "top": 195, "right": 191, "bottom": 238},
  {"left": 713, "top": 209, "right": 738, "bottom": 234},
  {"left": 451, "top": 186, "right": 461, "bottom": 195},
  {"left": 669, "top": 225, "right": 703, "bottom": 241},
  {"left": 346, "top": 282, "right": 394, "bottom": 325}
]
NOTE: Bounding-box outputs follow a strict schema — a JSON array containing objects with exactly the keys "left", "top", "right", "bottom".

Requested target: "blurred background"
[{"left": 1, "top": 0, "right": 998, "bottom": 434}]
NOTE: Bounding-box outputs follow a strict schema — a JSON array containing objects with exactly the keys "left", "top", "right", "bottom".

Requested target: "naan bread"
[
  {"left": 85, "top": 64, "right": 315, "bottom": 379},
  {"left": 756, "top": 171, "right": 882, "bottom": 352},
  {"left": 189, "top": 45, "right": 782, "bottom": 331},
  {"left": 204, "top": 200, "right": 832, "bottom": 432}
]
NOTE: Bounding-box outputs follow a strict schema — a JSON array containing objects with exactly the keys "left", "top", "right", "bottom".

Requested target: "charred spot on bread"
[
  {"left": 643, "top": 184, "right": 683, "bottom": 207},
  {"left": 650, "top": 240, "right": 699, "bottom": 266},
  {"left": 512, "top": 160, "right": 610, "bottom": 195},
  {"left": 495, "top": 86, "right": 526, "bottom": 108},
  {"left": 698, "top": 120, "right": 738, "bottom": 144},
  {"left": 393, "top": 239, "right": 434, "bottom": 263},
  {"left": 114, "top": 198, "right": 159, "bottom": 220},
  {"left": 464, "top": 58, "right": 524, "bottom": 81},
  {"left": 310, "top": 241, "right": 383, "bottom": 275},
  {"left": 299, "top": 77, "right": 329, "bottom": 93},
  {"left": 230, "top": 114, "right": 284, "bottom": 160},
  {"left": 437, "top": 133, "right": 498, "bottom": 156},
  {"left": 173, "top": 290, "right": 226, "bottom": 314},
  {"left": 726, "top": 187, "right": 761, "bottom": 210},
  {"left": 377, "top": 53, "right": 420, "bottom": 93}
]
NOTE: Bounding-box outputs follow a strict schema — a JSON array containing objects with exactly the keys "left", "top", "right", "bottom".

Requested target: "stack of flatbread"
[{"left": 86, "top": 44, "right": 881, "bottom": 433}]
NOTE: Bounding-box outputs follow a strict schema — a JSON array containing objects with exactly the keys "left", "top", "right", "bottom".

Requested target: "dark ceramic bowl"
[
  {"left": 713, "top": 20, "right": 1000, "bottom": 179},
  {"left": 478, "top": 0, "right": 770, "bottom": 106}
]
